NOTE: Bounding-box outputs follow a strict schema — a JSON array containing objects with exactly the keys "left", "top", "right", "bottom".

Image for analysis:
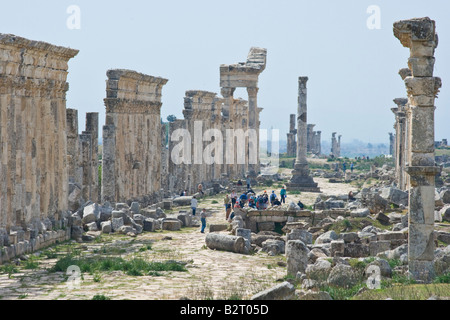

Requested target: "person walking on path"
[
  {"left": 224, "top": 194, "right": 231, "bottom": 220},
  {"left": 200, "top": 209, "right": 207, "bottom": 233},
  {"left": 246, "top": 175, "right": 251, "bottom": 189},
  {"left": 191, "top": 196, "right": 198, "bottom": 216},
  {"left": 280, "top": 186, "right": 287, "bottom": 204},
  {"left": 230, "top": 189, "right": 238, "bottom": 208}
]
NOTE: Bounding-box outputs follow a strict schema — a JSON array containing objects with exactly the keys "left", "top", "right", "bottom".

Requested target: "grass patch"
[
  {"left": 356, "top": 283, "right": 450, "bottom": 300},
  {"left": 320, "top": 283, "right": 365, "bottom": 300},
  {"left": 23, "top": 256, "right": 39, "bottom": 270},
  {"left": 50, "top": 254, "right": 187, "bottom": 276},
  {"left": 433, "top": 273, "right": 450, "bottom": 284},
  {"left": 0, "top": 264, "right": 19, "bottom": 278}
]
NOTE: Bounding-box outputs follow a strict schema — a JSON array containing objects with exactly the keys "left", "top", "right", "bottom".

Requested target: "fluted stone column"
[
  {"left": 287, "top": 77, "right": 320, "bottom": 192},
  {"left": 394, "top": 17, "right": 442, "bottom": 282},
  {"left": 247, "top": 87, "right": 259, "bottom": 177},
  {"left": 392, "top": 98, "right": 408, "bottom": 190}
]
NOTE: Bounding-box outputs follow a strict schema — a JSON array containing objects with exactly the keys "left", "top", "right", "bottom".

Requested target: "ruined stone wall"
[
  {"left": 102, "top": 69, "right": 168, "bottom": 205},
  {"left": 0, "top": 34, "right": 78, "bottom": 233},
  {"left": 168, "top": 91, "right": 226, "bottom": 195}
]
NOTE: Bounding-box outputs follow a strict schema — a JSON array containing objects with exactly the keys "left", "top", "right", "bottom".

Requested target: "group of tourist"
[{"left": 223, "top": 184, "right": 305, "bottom": 221}]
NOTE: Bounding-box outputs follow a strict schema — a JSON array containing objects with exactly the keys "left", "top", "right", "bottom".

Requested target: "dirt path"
[{"left": 0, "top": 176, "right": 357, "bottom": 300}]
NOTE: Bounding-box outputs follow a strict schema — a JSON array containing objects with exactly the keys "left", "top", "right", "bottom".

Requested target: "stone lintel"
[
  {"left": 0, "top": 33, "right": 79, "bottom": 59},
  {"left": 185, "top": 90, "right": 217, "bottom": 99},
  {"left": 104, "top": 98, "right": 162, "bottom": 114},
  {"left": 106, "top": 69, "right": 168, "bottom": 85}
]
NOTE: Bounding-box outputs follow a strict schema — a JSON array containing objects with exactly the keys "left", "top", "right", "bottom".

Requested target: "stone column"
[
  {"left": 83, "top": 112, "right": 99, "bottom": 203},
  {"left": 392, "top": 98, "right": 408, "bottom": 190},
  {"left": 221, "top": 87, "right": 235, "bottom": 178},
  {"left": 247, "top": 87, "right": 259, "bottom": 177},
  {"left": 389, "top": 133, "right": 395, "bottom": 157},
  {"left": 66, "top": 109, "right": 81, "bottom": 185},
  {"left": 307, "top": 124, "right": 315, "bottom": 153},
  {"left": 337, "top": 135, "right": 342, "bottom": 158},
  {"left": 296, "top": 77, "right": 308, "bottom": 165},
  {"left": 287, "top": 77, "right": 320, "bottom": 192},
  {"left": 394, "top": 17, "right": 442, "bottom": 282},
  {"left": 287, "top": 114, "right": 297, "bottom": 157},
  {"left": 316, "top": 131, "right": 322, "bottom": 155},
  {"left": 331, "top": 132, "right": 337, "bottom": 157}
]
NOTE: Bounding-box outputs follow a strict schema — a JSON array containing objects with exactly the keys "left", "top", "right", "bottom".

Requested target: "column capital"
[
  {"left": 393, "top": 17, "right": 437, "bottom": 49},
  {"left": 298, "top": 76, "right": 309, "bottom": 85},
  {"left": 246, "top": 87, "right": 259, "bottom": 96},
  {"left": 221, "top": 87, "right": 235, "bottom": 98},
  {"left": 393, "top": 98, "right": 408, "bottom": 107}
]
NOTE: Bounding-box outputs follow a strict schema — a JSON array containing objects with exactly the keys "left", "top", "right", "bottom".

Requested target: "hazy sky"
[{"left": 1, "top": 0, "right": 448, "bottom": 145}]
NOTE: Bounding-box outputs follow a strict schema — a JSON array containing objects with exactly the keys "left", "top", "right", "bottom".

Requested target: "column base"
[
  {"left": 286, "top": 163, "right": 321, "bottom": 193},
  {"left": 408, "top": 260, "right": 435, "bottom": 283},
  {"left": 286, "top": 176, "right": 321, "bottom": 193}
]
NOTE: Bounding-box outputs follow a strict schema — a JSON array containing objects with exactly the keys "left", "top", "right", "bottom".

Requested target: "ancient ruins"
[
  {"left": 330, "top": 132, "right": 342, "bottom": 158},
  {"left": 287, "top": 115, "right": 321, "bottom": 158},
  {"left": 286, "top": 77, "right": 320, "bottom": 192},
  {"left": 0, "top": 15, "right": 449, "bottom": 300},
  {"left": 394, "top": 17, "right": 442, "bottom": 282},
  {"left": 0, "top": 34, "right": 77, "bottom": 249},
  {"left": 102, "top": 69, "right": 168, "bottom": 206}
]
